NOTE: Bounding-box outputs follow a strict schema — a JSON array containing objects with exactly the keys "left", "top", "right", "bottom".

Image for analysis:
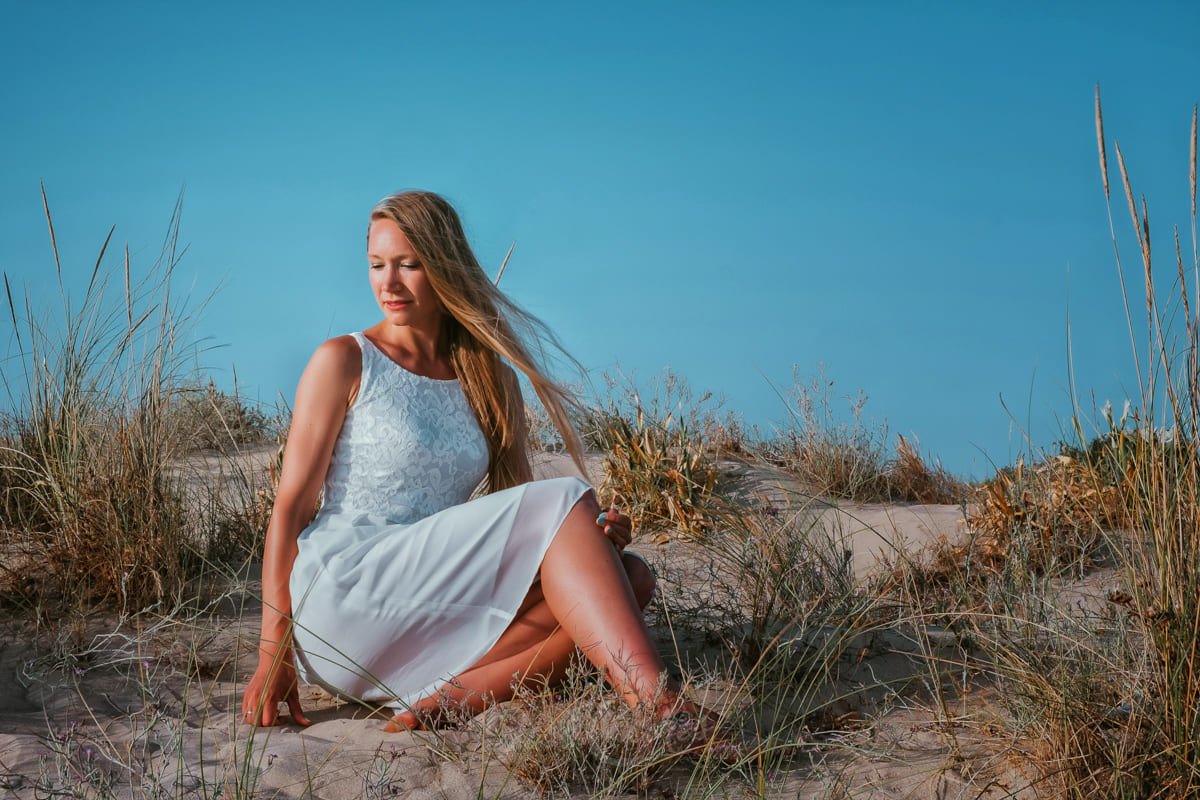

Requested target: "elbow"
[{"left": 265, "top": 490, "right": 321, "bottom": 542}]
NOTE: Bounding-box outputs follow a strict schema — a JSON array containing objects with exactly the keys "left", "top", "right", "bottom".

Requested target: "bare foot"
[
  {"left": 383, "top": 710, "right": 423, "bottom": 732},
  {"left": 383, "top": 693, "right": 463, "bottom": 732},
  {"left": 383, "top": 705, "right": 451, "bottom": 732}
]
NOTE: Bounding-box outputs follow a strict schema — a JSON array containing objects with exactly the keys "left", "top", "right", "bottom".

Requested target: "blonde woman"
[{"left": 240, "top": 191, "right": 692, "bottom": 733}]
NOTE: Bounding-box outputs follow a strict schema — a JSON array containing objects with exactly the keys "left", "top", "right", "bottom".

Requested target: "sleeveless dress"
[{"left": 289, "top": 331, "right": 591, "bottom": 709}]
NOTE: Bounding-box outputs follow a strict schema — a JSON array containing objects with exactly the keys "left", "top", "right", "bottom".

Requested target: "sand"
[{"left": 0, "top": 448, "right": 1060, "bottom": 798}]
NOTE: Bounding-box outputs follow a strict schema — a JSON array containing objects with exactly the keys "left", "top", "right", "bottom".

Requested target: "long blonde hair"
[{"left": 369, "top": 190, "right": 586, "bottom": 492}]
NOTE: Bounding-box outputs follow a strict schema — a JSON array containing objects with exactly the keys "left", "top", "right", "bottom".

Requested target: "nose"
[{"left": 382, "top": 269, "right": 406, "bottom": 291}]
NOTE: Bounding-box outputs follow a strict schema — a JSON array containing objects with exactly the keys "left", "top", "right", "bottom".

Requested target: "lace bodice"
[{"left": 316, "top": 331, "right": 489, "bottom": 525}]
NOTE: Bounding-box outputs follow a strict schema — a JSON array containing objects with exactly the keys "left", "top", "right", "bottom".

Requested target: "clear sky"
[{"left": 2, "top": 2, "right": 1197, "bottom": 480}]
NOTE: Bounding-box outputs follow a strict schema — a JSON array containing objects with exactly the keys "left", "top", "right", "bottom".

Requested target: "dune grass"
[
  {"left": 15, "top": 93, "right": 1200, "bottom": 796},
  {"left": 882, "top": 89, "right": 1200, "bottom": 798},
  {"left": 1058, "top": 87, "right": 1200, "bottom": 799},
  {"left": 0, "top": 190, "right": 278, "bottom": 615},
  {"left": 755, "top": 365, "right": 966, "bottom": 505},
  {"left": 580, "top": 370, "right": 724, "bottom": 538}
]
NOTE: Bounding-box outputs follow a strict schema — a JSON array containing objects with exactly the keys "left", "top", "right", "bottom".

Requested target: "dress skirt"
[{"left": 289, "top": 475, "right": 592, "bottom": 709}]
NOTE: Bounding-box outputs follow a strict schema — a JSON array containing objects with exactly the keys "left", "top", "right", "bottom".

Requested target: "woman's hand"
[
  {"left": 241, "top": 649, "right": 311, "bottom": 728},
  {"left": 596, "top": 506, "right": 633, "bottom": 550},
  {"left": 242, "top": 336, "right": 359, "bottom": 730}
]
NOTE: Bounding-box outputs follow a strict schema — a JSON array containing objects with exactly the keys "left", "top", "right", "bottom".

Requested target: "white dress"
[{"left": 289, "top": 331, "right": 590, "bottom": 709}]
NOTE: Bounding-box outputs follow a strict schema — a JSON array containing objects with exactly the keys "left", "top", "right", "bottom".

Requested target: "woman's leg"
[
  {"left": 387, "top": 551, "right": 656, "bottom": 730},
  {"left": 537, "top": 493, "right": 673, "bottom": 710}
]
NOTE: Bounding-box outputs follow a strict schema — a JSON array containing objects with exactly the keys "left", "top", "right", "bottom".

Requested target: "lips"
[{"left": 384, "top": 300, "right": 412, "bottom": 309}]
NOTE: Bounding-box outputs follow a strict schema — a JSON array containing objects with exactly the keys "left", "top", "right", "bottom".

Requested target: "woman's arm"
[{"left": 242, "top": 336, "right": 361, "bottom": 727}]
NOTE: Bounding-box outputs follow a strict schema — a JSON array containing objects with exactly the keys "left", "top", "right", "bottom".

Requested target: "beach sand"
[{"left": 0, "top": 448, "right": 1060, "bottom": 798}]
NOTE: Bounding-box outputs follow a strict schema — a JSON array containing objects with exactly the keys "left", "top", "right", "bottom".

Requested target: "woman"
[{"left": 240, "top": 190, "right": 688, "bottom": 732}]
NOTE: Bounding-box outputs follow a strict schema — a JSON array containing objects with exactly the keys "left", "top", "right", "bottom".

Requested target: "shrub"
[
  {"left": 758, "top": 367, "right": 966, "bottom": 504},
  {"left": 0, "top": 192, "right": 252, "bottom": 612},
  {"left": 582, "top": 371, "right": 721, "bottom": 538}
]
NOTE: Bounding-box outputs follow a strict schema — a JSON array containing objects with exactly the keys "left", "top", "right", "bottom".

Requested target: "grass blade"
[
  {"left": 494, "top": 241, "right": 516, "bottom": 286},
  {"left": 4, "top": 272, "right": 20, "bottom": 351},
  {"left": 1096, "top": 83, "right": 1110, "bottom": 200}
]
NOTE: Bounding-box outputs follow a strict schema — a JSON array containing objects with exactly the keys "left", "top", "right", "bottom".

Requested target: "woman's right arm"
[{"left": 242, "top": 336, "right": 361, "bottom": 727}]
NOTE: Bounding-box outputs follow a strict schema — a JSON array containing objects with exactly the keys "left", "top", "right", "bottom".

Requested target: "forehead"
[{"left": 367, "top": 218, "right": 417, "bottom": 256}]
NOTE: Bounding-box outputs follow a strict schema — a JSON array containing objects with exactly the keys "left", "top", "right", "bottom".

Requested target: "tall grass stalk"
[
  {"left": 1, "top": 189, "right": 215, "bottom": 613},
  {"left": 1010, "top": 87, "right": 1200, "bottom": 797}
]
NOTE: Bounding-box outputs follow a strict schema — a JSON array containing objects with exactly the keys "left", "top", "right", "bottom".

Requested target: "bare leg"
[
  {"left": 387, "top": 550, "right": 656, "bottom": 730},
  {"left": 537, "top": 494, "right": 672, "bottom": 709}
]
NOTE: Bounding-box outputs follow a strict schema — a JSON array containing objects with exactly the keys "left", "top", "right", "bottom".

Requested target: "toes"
[{"left": 384, "top": 711, "right": 423, "bottom": 732}]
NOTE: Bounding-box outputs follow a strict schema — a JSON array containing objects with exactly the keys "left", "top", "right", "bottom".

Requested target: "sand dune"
[{"left": 0, "top": 449, "right": 1050, "bottom": 798}]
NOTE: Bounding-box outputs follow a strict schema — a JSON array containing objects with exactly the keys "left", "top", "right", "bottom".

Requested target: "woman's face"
[{"left": 367, "top": 218, "right": 443, "bottom": 330}]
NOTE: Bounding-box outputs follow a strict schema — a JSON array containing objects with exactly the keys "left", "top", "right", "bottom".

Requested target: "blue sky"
[{"left": 2, "top": 2, "right": 1197, "bottom": 480}]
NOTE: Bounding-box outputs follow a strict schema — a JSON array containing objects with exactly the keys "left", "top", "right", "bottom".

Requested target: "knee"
[{"left": 621, "top": 553, "right": 657, "bottom": 609}]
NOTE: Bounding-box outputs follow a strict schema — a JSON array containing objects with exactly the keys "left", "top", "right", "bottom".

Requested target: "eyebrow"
[{"left": 366, "top": 253, "right": 420, "bottom": 261}]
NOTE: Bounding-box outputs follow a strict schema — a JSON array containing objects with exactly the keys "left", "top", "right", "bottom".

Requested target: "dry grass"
[
  {"left": 885, "top": 89, "right": 1200, "bottom": 799},
  {"left": 0, "top": 192, "right": 274, "bottom": 614},
  {"left": 757, "top": 366, "right": 967, "bottom": 505},
  {"left": 166, "top": 378, "right": 275, "bottom": 453},
  {"left": 1030, "top": 89, "right": 1200, "bottom": 797},
  {"left": 583, "top": 371, "right": 723, "bottom": 538},
  {"left": 964, "top": 454, "right": 1124, "bottom": 576},
  {"left": 492, "top": 662, "right": 704, "bottom": 797}
]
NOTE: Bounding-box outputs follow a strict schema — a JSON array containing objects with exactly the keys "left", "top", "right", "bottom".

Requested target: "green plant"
[{"left": 583, "top": 370, "right": 721, "bottom": 538}]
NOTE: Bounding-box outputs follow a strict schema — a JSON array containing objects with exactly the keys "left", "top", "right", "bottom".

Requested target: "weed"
[
  {"left": 583, "top": 370, "right": 722, "bottom": 537},
  {"left": 0, "top": 191, "right": 273, "bottom": 615},
  {"left": 759, "top": 366, "right": 967, "bottom": 504}
]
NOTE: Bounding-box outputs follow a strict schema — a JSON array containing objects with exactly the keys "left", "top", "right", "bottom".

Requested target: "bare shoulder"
[
  {"left": 299, "top": 335, "right": 362, "bottom": 405},
  {"left": 310, "top": 335, "right": 362, "bottom": 372}
]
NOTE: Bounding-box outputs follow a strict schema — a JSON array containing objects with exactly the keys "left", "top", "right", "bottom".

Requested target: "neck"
[{"left": 371, "top": 318, "right": 449, "bottom": 367}]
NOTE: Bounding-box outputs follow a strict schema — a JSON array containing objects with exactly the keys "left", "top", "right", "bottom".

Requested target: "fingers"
[
  {"left": 242, "top": 681, "right": 263, "bottom": 726},
  {"left": 242, "top": 675, "right": 309, "bottom": 728},
  {"left": 287, "top": 686, "right": 312, "bottom": 727},
  {"left": 242, "top": 696, "right": 281, "bottom": 727},
  {"left": 596, "top": 506, "right": 633, "bottom": 549},
  {"left": 263, "top": 700, "right": 280, "bottom": 727},
  {"left": 607, "top": 524, "right": 631, "bottom": 548}
]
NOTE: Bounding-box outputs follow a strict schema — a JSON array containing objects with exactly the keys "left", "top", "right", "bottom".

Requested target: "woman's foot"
[
  {"left": 383, "top": 701, "right": 453, "bottom": 732},
  {"left": 383, "top": 684, "right": 495, "bottom": 732}
]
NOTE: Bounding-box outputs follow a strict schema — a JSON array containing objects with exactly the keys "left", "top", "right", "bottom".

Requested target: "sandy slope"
[{"left": 0, "top": 449, "right": 1051, "bottom": 798}]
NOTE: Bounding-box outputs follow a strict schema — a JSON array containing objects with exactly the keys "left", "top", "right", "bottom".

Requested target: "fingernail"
[{"left": 596, "top": 513, "right": 607, "bottom": 525}]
